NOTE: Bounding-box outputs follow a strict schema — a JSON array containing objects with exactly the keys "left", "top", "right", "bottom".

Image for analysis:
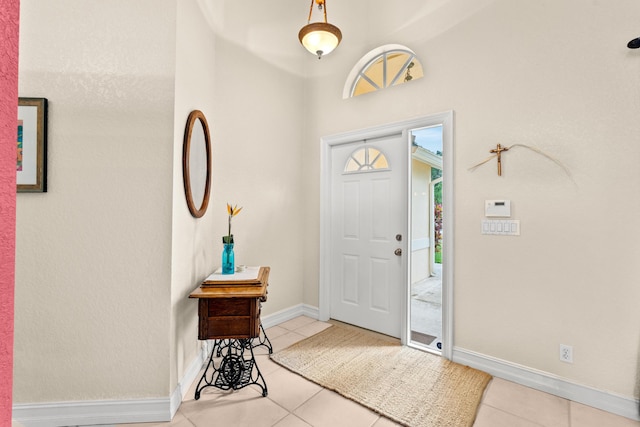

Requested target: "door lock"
[
  {"left": 394, "top": 248, "right": 402, "bottom": 256},
  {"left": 396, "top": 234, "right": 402, "bottom": 241}
]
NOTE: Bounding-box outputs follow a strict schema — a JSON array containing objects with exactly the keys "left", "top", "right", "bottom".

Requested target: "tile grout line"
[
  {"left": 266, "top": 387, "right": 325, "bottom": 427},
  {"left": 265, "top": 322, "right": 324, "bottom": 427},
  {"left": 478, "top": 403, "right": 548, "bottom": 427}
]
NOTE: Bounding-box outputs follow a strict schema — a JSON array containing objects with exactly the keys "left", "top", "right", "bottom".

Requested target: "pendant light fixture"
[{"left": 298, "top": 0, "right": 342, "bottom": 59}]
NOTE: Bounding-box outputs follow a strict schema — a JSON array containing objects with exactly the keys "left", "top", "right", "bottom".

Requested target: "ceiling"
[{"left": 195, "top": 0, "right": 497, "bottom": 74}]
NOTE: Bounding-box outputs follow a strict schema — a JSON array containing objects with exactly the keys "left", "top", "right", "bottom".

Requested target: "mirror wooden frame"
[{"left": 182, "top": 110, "right": 212, "bottom": 218}]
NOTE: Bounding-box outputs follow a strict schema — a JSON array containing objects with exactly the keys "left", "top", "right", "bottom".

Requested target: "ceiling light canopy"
[{"left": 298, "top": 0, "right": 342, "bottom": 59}]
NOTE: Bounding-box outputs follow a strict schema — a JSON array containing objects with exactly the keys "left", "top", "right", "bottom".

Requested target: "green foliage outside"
[{"left": 433, "top": 170, "right": 443, "bottom": 264}]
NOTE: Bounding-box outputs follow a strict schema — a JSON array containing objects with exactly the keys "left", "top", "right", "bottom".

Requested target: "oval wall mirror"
[{"left": 182, "top": 110, "right": 212, "bottom": 218}]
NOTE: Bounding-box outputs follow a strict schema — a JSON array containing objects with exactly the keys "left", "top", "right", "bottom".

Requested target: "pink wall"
[{"left": 0, "top": 0, "right": 19, "bottom": 423}]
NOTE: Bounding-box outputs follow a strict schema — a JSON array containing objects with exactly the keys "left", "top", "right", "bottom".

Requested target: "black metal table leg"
[
  {"left": 251, "top": 323, "right": 273, "bottom": 354},
  {"left": 194, "top": 338, "right": 268, "bottom": 399}
]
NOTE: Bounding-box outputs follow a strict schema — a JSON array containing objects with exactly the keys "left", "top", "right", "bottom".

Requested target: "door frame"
[{"left": 319, "top": 112, "right": 454, "bottom": 359}]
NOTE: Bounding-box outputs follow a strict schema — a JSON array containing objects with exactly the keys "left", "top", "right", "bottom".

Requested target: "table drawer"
[
  {"left": 207, "top": 298, "right": 251, "bottom": 316},
  {"left": 198, "top": 298, "right": 260, "bottom": 339},
  {"left": 207, "top": 316, "right": 252, "bottom": 338}
]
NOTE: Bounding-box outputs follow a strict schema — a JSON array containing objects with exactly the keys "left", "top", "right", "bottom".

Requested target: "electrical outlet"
[{"left": 560, "top": 344, "right": 573, "bottom": 363}]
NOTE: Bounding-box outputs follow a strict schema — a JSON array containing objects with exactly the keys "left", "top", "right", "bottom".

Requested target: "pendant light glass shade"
[{"left": 299, "top": 0, "right": 342, "bottom": 59}]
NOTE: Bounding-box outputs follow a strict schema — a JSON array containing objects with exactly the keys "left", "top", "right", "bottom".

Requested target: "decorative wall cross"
[
  {"left": 489, "top": 144, "right": 509, "bottom": 176},
  {"left": 468, "top": 143, "right": 573, "bottom": 182}
]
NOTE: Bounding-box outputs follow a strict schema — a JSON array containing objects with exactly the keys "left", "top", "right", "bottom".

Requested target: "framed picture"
[{"left": 17, "top": 97, "right": 48, "bottom": 192}]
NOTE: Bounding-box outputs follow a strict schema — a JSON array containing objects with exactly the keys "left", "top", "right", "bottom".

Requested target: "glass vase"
[{"left": 222, "top": 243, "right": 235, "bottom": 275}]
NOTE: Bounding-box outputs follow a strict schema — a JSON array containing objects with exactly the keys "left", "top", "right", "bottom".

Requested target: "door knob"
[{"left": 394, "top": 248, "right": 402, "bottom": 256}]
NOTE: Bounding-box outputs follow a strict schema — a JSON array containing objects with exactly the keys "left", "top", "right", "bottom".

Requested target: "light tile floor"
[{"left": 120, "top": 316, "right": 639, "bottom": 427}]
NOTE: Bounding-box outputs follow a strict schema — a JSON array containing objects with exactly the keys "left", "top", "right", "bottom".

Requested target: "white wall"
[
  {"left": 171, "top": 0, "right": 218, "bottom": 396},
  {"left": 15, "top": 0, "right": 307, "bottom": 408},
  {"left": 172, "top": 0, "right": 307, "bottom": 396},
  {"left": 15, "top": 0, "right": 177, "bottom": 401},
  {"left": 170, "top": 0, "right": 308, "bottom": 394},
  {"left": 171, "top": 0, "right": 308, "bottom": 398},
  {"left": 209, "top": 25, "right": 307, "bottom": 317},
  {"left": 302, "top": 0, "right": 640, "bottom": 400}
]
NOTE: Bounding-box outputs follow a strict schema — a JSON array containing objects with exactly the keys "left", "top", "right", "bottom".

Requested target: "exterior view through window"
[{"left": 410, "top": 125, "right": 443, "bottom": 353}]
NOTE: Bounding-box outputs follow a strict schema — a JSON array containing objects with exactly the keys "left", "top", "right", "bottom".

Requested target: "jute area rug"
[{"left": 271, "top": 323, "right": 491, "bottom": 427}]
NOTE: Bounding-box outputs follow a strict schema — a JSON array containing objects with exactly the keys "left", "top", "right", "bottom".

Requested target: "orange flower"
[
  {"left": 225, "top": 203, "right": 242, "bottom": 243},
  {"left": 227, "top": 203, "right": 243, "bottom": 217}
]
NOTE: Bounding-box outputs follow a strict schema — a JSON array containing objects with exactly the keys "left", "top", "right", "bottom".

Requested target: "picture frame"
[{"left": 17, "top": 97, "right": 48, "bottom": 193}]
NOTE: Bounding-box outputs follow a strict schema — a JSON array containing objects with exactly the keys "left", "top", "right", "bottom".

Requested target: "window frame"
[
  {"left": 343, "top": 146, "right": 390, "bottom": 174},
  {"left": 343, "top": 44, "right": 422, "bottom": 99}
]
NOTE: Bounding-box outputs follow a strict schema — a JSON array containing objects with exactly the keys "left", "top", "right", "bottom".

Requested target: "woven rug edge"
[
  {"left": 269, "top": 352, "right": 411, "bottom": 427},
  {"left": 269, "top": 323, "right": 491, "bottom": 427}
]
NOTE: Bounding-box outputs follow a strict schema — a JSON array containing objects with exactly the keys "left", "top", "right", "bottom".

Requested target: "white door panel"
[{"left": 330, "top": 135, "right": 405, "bottom": 338}]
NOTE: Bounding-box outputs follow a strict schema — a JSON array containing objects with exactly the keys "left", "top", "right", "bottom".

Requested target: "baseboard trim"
[
  {"left": 260, "top": 304, "right": 319, "bottom": 329},
  {"left": 13, "top": 345, "right": 210, "bottom": 426},
  {"left": 12, "top": 397, "right": 171, "bottom": 427},
  {"left": 12, "top": 305, "right": 320, "bottom": 426},
  {"left": 16, "top": 308, "right": 636, "bottom": 425},
  {"left": 169, "top": 341, "right": 211, "bottom": 418},
  {"left": 453, "top": 347, "right": 640, "bottom": 422}
]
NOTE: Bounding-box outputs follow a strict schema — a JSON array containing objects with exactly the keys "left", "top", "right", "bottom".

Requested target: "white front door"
[{"left": 329, "top": 134, "right": 407, "bottom": 338}]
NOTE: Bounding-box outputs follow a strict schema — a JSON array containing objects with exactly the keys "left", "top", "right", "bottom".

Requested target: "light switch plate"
[{"left": 481, "top": 219, "right": 520, "bottom": 235}]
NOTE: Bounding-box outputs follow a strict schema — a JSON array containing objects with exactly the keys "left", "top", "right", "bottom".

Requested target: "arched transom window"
[
  {"left": 344, "top": 147, "right": 390, "bottom": 173},
  {"left": 343, "top": 44, "right": 424, "bottom": 98}
]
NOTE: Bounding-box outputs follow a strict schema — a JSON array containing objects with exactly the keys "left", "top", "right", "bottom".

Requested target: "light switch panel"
[{"left": 481, "top": 219, "right": 520, "bottom": 235}]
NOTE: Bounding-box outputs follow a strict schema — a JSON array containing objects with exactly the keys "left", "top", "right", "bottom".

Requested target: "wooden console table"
[{"left": 189, "top": 266, "right": 272, "bottom": 398}]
